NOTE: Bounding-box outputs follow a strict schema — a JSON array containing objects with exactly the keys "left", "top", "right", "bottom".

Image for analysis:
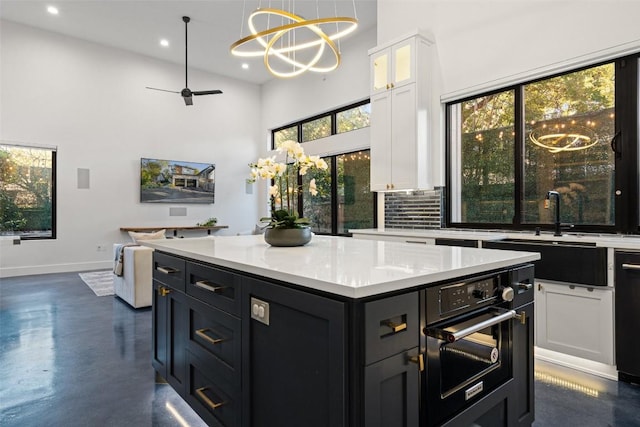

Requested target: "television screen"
[{"left": 140, "top": 158, "right": 215, "bottom": 204}]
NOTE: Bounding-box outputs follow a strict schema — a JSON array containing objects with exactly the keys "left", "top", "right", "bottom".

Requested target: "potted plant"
[{"left": 248, "top": 140, "right": 328, "bottom": 246}]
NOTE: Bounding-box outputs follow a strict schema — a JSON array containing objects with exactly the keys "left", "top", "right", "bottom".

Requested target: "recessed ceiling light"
[
  {"left": 47, "top": 5, "right": 59, "bottom": 15},
  {"left": 160, "top": 39, "right": 169, "bottom": 47},
  {"left": 241, "top": 63, "right": 249, "bottom": 70}
]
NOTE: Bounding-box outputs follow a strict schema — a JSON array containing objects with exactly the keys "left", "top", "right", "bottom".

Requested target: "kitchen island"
[{"left": 142, "top": 235, "right": 539, "bottom": 427}]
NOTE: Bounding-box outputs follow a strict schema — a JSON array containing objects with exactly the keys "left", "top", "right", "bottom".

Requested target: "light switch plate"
[{"left": 251, "top": 297, "right": 270, "bottom": 325}]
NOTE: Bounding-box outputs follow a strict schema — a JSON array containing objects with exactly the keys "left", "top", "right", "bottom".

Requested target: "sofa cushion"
[{"left": 128, "top": 229, "right": 166, "bottom": 244}]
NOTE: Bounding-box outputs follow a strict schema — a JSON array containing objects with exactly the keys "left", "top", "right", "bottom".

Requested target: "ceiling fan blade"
[
  {"left": 183, "top": 96, "right": 193, "bottom": 106},
  {"left": 146, "top": 87, "right": 180, "bottom": 94},
  {"left": 192, "top": 90, "right": 223, "bottom": 96}
]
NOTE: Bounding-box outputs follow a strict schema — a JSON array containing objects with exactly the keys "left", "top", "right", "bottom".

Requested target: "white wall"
[
  {"left": 0, "top": 21, "right": 262, "bottom": 277},
  {"left": 261, "top": 26, "right": 375, "bottom": 132},
  {"left": 376, "top": 0, "right": 640, "bottom": 186}
]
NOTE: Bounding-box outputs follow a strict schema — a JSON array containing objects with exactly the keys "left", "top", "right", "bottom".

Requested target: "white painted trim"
[
  {"left": 0, "top": 139, "right": 58, "bottom": 150},
  {"left": 535, "top": 346, "right": 618, "bottom": 381},
  {"left": 0, "top": 260, "right": 113, "bottom": 278},
  {"left": 442, "top": 39, "right": 640, "bottom": 103}
]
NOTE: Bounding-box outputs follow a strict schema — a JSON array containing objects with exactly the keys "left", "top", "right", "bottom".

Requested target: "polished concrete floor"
[{"left": 1, "top": 271, "right": 639, "bottom": 426}]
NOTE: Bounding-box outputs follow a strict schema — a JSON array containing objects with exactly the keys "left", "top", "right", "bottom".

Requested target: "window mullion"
[
  {"left": 331, "top": 156, "right": 338, "bottom": 235},
  {"left": 514, "top": 86, "right": 524, "bottom": 227}
]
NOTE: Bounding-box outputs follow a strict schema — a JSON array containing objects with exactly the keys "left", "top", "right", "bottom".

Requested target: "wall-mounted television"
[{"left": 140, "top": 158, "right": 215, "bottom": 204}]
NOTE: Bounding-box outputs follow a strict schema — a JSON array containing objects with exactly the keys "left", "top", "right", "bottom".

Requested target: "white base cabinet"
[{"left": 535, "top": 280, "right": 614, "bottom": 365}]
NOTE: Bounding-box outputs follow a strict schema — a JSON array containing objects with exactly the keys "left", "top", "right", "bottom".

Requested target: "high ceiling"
[{"left": 0, "top": 0, "right": 377, "bottom": 85}]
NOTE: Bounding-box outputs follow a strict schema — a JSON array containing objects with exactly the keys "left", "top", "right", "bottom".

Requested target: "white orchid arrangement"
[{"left": 248, "top": 140, "right": 328, "bottom": 229}]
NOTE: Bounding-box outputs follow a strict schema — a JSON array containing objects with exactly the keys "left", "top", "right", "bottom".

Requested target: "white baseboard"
[
  {"left": 0, "top": 261, "right": 113, "bottom": 278},
  {"left": 535, "top": 346, "right": 618, "bottom": 381}
]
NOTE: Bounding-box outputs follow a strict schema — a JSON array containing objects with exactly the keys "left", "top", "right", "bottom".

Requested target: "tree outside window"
[
  {"left": 449, "top": 62, "right": 616, "bottom": 229},
  {"left": 0, "top": 145, "right": 55, "bottom": 238}
]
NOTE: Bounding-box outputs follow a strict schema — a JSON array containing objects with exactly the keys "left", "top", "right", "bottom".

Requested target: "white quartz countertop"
[
  {"left": 350, "top": 228, "right": 640, "bottom": 249},
  {"left": 140, "top": 235, "right": 540, "bottom": 298}
]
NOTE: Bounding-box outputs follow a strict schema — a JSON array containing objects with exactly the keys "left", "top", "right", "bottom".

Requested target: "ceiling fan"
[{"left": 146, "top": 16, "right": 222, "bottom": 106}]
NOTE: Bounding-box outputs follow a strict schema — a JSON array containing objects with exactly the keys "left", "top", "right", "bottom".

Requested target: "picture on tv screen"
[{"left": 140, "top": 158, "right": 215, "bottom": 204}]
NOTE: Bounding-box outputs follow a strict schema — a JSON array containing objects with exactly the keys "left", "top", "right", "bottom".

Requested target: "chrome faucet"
[{"left": 545, "top": 190, "right": 568, "bottom": 237}]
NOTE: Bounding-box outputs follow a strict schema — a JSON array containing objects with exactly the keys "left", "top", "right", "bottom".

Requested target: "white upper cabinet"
[
  {"left": 370, "top": 37, "right": 416, "bottom": 94},
  {"left": 369, "top": 32, "right": 434, "bottom": 192}
]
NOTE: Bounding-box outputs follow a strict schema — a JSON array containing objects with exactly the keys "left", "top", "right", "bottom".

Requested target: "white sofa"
[{"left": 112, "top": 244, "right": 153, "bottom": 308}]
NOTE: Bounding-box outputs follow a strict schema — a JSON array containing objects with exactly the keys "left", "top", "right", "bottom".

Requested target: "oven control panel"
[{"left": 440, "top": 276, "right": 498, "bottom": 315}]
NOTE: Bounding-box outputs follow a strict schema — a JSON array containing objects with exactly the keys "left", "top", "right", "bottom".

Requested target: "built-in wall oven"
[{"left": 422, "top": 265, "right": 535, "bottom": 427}]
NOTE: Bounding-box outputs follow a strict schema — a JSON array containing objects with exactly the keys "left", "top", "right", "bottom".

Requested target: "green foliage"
[
  {"left": 261, "top": 209, "right": 310, "bottom": 229},
  {"left": 196, "top": 217, "right": 217, "bottom": 226},
  {"left": 457, "top": 64, "right": 616, "bottom": 226},
  {"left": 0, "top": 191, "right": 26, "bottom": 231},
  {"left": 0, "top": 145, "right": 53, "bottom": 234}
]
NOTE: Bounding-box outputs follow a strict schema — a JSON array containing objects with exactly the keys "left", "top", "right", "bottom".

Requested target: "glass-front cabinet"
[{"left": 370, "top": 37, "right": 416, "bottom": 94}]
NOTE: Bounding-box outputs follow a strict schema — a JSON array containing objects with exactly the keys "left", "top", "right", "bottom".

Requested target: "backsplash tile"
[{"left": 384, "top": 188, "right": 444, "bottom": 229}]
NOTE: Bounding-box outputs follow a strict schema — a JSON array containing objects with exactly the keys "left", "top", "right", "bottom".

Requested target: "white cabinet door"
[
  {"left": 370, "top": 91, "right": 393, "bottom": 191},
  {"left": 370, "top": 84, "right": 419, "bottom": 191},
  {"left": 390, "top": 83, "right": 418, "bottom": 191},
  {"left": 370, "top": 48, "right": 390, "bottom": 95},
  {"left": 535, "top": 280, "right": 614, "bottom": 364},
  {"left": 391, "top": 37, "right": 415, "bottom": 89}
]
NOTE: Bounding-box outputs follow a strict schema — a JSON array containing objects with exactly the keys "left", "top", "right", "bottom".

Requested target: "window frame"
[
  {"left": 299, "top": 150, "right": 377, "bottom": 237},
  {"left": 0, "top": 143, "right": 57, "bottom": 240},
  {"left": 271, "top": 99, "right": 371, "bottom": 149},
  {"left": 445, "top": 54, "right": 639, "bottom": 234}
]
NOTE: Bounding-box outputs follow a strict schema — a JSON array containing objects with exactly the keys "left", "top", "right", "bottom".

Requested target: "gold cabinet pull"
[
  {"left": 156, "top": 266, "right": 178, "bottom": 274},
  {"left": 195, "top": 328, "right": 224, "bottom": 345},
  {"left": 195, "top": 280, "right": 225, "bottom": 293},
  {"left": 383, "top": 320, "right": 407, "bottom": 333},
  {"left": 158, "top": 287, "right": 171, "bottom": 297},
  {"left": 408, "top": 354, "right": 424, "bottom": 372},
  {"left": 195, "top": 387, "right": 225, "bottom": 410}
]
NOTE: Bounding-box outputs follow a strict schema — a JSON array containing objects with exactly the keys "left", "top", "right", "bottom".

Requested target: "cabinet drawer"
[
  {"left": 153, "top": 252, "right": 186, "bottom": 292},
  {"left": 186, "top": 350, "right": 240, "bottom": 427},
  {"left": 187, "top": 262, "right": 241, "bottom": 315},
  {"left": 187, "top": 296, "right": 241, "bottom": 388},
  {"left": 365, "top": 291, "right": 419, "bottom": 365}
]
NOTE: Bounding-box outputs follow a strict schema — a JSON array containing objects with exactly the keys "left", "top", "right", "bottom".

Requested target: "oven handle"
[{"left": 426, "top": 309, "right": 523, "bottom": 343}]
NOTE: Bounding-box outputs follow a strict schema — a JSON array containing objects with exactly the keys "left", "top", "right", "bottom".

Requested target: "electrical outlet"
[{"left": 251, "top": 297, "right": 270, "bottom": 325}]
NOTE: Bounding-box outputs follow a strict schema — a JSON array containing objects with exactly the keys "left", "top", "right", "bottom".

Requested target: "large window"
[
  {"left": 272, "top": 99, "right": 371, "bottom": 148},
  {"left": 0, "top": 144, "right": 56, "bottom": 239},
  {"left": 448, "top": 56, "right": 638, "bottom": 233},
  {"left": 302, "top": 150, "right": 374, "bottom": 235},
  {"left": 272, "top": 100, "right": 375, "bottom": 235}
]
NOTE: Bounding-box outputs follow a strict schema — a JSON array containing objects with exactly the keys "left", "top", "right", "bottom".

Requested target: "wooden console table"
[{"left": 120, "top": 225, "right": 228, "bottom": 237}]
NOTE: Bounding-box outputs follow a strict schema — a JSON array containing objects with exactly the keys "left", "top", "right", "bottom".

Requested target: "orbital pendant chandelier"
[{"left": 230, "top": 0, "right": 358, "bottom": 78}]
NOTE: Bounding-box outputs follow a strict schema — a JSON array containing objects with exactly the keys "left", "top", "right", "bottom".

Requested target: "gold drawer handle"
[
  {"left": 195, "top": 328, "right": 224, "bottom": 345},
  {"left": 195, "top": 280, "right": 225, "bottom": 293},
  {"left": 196, "top": 387, "right": 225, "bottom": 410},
  {"left": 158, "top": 287, "right": 171, "bottom": 297},
  {"left": 383, "top": 320, "right": 407, "bottom": 333},
  {"left": 408, "top": 354, "right": 424, "bottom": 372},
  {"left": 156, "top": 266, "right": 178, "bottom": 274}
]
